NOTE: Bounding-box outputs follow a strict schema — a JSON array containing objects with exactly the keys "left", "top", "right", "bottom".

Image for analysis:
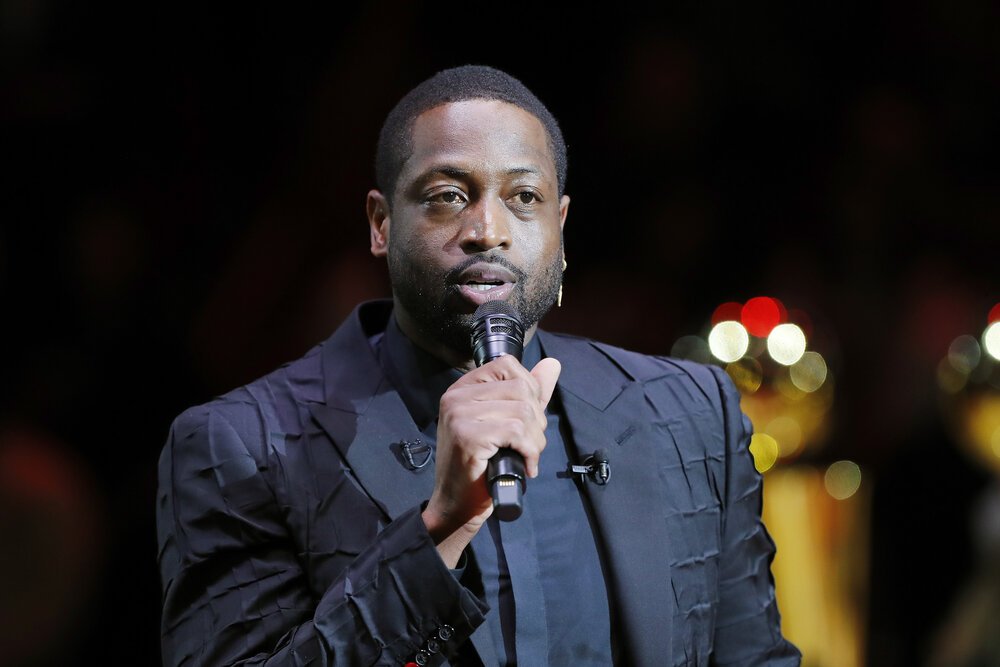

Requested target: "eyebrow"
[{"left": 415, "top": 165, "right": 543, "bottom": 183}]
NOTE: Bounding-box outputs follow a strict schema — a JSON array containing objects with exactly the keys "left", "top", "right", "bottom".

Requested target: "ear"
[
  {"left": 367, "top": 189, "right": 390, "bottom": 258},
  {"left": 558, "top": 194, "right": 570, "bottom": 231}
]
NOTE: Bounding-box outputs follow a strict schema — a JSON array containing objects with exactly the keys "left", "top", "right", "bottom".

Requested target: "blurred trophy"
[
  {"left": 925, "top": 306, "right": 1000, "bottom": 667},
  {"left": 672, "top": 296, "right": 866, "bottom": 667}
]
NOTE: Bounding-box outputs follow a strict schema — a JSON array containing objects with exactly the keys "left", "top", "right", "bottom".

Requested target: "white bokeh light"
[
  {"left": 767, "top": 323, "right": 807, "bottom": 366},
  {"left": 824, "top": 460, "right": 862, "bottom": 500},
  {"left": 789, "top": 351, "right": 828, "bottom": 392},
  {"left": 708, "top": 321, "right": 750, "bottom": 363},
  {"left": 984, "top": 322, "right": 1000, "bottom": 361}
]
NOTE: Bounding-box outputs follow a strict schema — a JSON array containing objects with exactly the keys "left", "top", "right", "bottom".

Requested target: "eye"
[
  {"left": 513, "top": 191, "right": 541, "bottom": 205},
  {"left": 425, "top": 189, "right": 468, "bottom": 207}
]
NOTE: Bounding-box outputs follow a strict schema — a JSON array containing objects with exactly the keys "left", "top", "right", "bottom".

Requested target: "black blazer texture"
[{"left": 156, "top": 300, "right": 801, "bottom": 666}]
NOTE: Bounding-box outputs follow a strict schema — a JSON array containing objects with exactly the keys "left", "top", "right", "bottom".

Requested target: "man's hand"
[{"left": 422, "top": 354, "right": 561, "bottom": 567}]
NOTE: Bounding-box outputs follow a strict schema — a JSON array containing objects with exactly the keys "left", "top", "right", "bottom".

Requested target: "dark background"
[{"left": 2, "top": 2, "right": 998, "bottom": 665}]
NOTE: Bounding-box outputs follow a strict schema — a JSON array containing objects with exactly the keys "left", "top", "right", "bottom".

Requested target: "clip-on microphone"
[{"left": 569, "top": 448, "right": 611, "bottom": 485}]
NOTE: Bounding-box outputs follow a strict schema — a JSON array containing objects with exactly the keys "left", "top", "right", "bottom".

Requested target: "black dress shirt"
[{"left": 374, "top": 315, "right": 613, "bottom": 666}]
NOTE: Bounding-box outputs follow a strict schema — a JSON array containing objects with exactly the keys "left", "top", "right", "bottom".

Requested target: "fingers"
[
  {"left": 434, "top": 352, "right": 562, "bottom": 503},
  {"left": 530, "top": 357, "right": 562, "bottom": 408},
  {"left": 451, "top": 354, "right": 530, "bottom": 387},
  {"left": 440, "top": 398, "right": 546, "bottom": 474},
  {"left": 454, "top": 354, "right": 561, "bottom": 403}
]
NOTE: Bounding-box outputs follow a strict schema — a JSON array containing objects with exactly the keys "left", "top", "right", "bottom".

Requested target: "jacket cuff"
[{"left": 314, "top": 506, "right": 488, "bottom": 664}]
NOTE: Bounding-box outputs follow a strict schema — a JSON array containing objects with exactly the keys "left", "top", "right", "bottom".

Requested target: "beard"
[{"left": 387, "top": 242, "right": 564, "bottom": 358}]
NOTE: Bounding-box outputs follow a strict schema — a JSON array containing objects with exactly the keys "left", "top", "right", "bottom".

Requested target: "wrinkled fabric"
[
  {"left": 157, "top": 336, "right": 488, "bottom": 666},
  {"left": 156, "top": 300, "right": 800, "bottom": 666}
]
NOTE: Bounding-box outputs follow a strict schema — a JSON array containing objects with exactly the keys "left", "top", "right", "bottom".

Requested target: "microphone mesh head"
[
  {"left": 473, "top": 300, "right": 522, "bottom": 322},
  {"left": 470, "top": 300, "right": 525, "bottom": 366}
]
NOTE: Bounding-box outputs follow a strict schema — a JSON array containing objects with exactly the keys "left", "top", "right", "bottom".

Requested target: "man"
[{"left": 156, "top": 65, "right": 800, "bottom": 666}]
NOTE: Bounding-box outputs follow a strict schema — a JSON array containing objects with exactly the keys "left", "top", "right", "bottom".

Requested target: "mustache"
[{"left": 444, "top": 254, "right": 528, "bottom": 285}]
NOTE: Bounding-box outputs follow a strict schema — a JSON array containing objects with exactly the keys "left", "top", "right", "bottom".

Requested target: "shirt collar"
[{"left": 379, "top": 311, "right": 543, "bottom": 431}]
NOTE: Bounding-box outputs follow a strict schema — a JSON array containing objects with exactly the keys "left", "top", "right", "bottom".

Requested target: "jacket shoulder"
[
  {"left": 544, "top": 331, "right": 727, "bottom": 402},
  {"left": 167, "top": 341, "right": 326, "bottom": 463}
]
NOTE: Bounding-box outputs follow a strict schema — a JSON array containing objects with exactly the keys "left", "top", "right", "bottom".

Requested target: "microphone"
[
  {"left": 470, "top": 300, "right": 527, "bottom": 521},
  {"left": 567, "top": 449, "right": 612, "bottom": 486}
]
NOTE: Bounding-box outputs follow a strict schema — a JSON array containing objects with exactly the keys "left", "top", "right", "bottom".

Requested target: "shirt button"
[
  {"left": 436, "top": 624, "right": 454, "bottom": 641},
  {"left": 415, "top": 651, "right": 430, "bottom": 666},
  {"left": 425, "top": 638, "right": 440, "bottom": 654}
]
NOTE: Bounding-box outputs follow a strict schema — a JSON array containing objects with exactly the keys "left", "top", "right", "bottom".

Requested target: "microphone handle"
[
  {"left": 487, "top": 449, "right": 525, "bottom": 521},
  {"left": 471, "top": 302, "right": 527, "bottom": 521}
]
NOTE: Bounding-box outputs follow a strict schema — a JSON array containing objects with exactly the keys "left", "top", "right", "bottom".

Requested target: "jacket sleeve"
[
  {"left": 156, "top": 402, "right": 488, "bottom": 667},
  {"left": 708, "top": 365, "right": 802, "bottom": 667}
]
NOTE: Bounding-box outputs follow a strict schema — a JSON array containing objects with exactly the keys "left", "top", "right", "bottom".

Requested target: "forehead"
[{"left": 401, "top": 99, "right": 556, "bottom": 184}]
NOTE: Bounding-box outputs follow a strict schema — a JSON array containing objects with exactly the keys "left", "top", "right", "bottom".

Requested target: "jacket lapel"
[
  {"left": 308, "top": 302, "right": 435, "bottom": 519},
  {"left": 538, "top": 331, "right": 675, "bottom": 666},
  {"left": 308, "top": 302, "right": 499, "bottom": 667}
]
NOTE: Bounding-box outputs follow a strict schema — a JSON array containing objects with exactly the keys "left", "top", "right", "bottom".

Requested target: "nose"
[{"left": 459, "top": 196, "right": 512, "bottom": 253}]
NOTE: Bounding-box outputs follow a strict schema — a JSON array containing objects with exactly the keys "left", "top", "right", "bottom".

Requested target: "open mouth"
[
  {"left": 453, "top": 264, "right": 517, "bottom": 305},
  {"left": 465, "top": 280, "right": 505, "bottom": 292}
]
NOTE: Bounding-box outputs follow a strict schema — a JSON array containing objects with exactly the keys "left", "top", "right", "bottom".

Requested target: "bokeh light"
[
  {"left": 767, "top": 323, "right": 807, "bottom": 366},
  {"left": 711, "top": 301, "right": 743, "bottom": 326},
  {"left": 765, "top": 415, "right": 804, "bottom": 458},
  {"left": 749, "top": 433, "right": 780, "bottom": 473},
  {"left": 742, "top": 296, "right": 785, "bottom": 337},
  {"left": 983, "top": 321, "right": 1000, "bottom": 361},
  {"left": 937, "top": 357, "right": 968, "bottom": 394},
  {"left": 947, "top": 334, "right": 982, "bottom": 374},
  {"left": 726, "top": 357, "right": 763, "bottom": 393},
  {"left": 824, "top": 460, "right": 862, "bottom": 500},
  {"left": 708, "top": 320, "right": 749, "bottom": 363},
  {"left": 988, "top": 302, "right": 1000, "bottom": 324},
  {"left": 670, "top": 335, "right": 711, "bottom": 365},
  {"left": 789, "top": 351, "right": 828, "bottom": 393}
]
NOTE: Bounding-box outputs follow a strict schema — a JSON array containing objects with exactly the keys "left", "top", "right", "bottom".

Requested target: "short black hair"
[{"left": 375, "top": 65, "right": 567, "bottom": 204}]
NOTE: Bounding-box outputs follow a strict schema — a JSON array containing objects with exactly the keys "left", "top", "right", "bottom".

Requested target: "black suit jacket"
[{"left": 157, "top": 300, "right": 800, "bottom": 666}]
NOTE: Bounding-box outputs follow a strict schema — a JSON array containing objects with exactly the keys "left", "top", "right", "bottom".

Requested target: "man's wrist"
[{"left": 422, "top": 505, "right": 481, "bottom": 569}]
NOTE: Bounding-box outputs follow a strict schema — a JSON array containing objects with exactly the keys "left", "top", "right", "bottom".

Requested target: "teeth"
[{"left": 469, "top": 284, "right": 494, "bottom": 291}]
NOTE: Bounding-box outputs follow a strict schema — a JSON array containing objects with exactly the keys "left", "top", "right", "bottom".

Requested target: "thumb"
[{"left": 530, "top": 357, "right": 562, "bottom": 408}]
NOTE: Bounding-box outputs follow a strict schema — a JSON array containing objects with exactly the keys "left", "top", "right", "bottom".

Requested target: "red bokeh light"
[
  {"left": 741, "top": 296, "right": 786, "bottom": 337},
  {"left": 989, "top": 302, "right": 1000, "bottom": 324},
  {"left": 712, "top": 301, "right": 744, "bottom": 325}
]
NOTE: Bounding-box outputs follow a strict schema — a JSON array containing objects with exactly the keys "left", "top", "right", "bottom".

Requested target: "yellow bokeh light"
[
  {"left": 727, "top": 357, "right": 763, "bottom": 393},
  {"left": 947, "top": 334, "right": 981, "bottom": 374},
  {"left": 983, "top": 322, "right": 1000, "bottom": 361},
  {"left": 768, "top": 323, "right": 807, "bottom": 366},
  {"left": 789, "top": 351, "right": 828, "bottom": 393},
  {"left": 775, "top": 371, "right": 806, "bottom": 401},
  {"left": 749, "top": 433, "right": 780, "bottom": 473},
  {"left": 766, "top": 416, "right": 803, "bottom": 458},
  {"left": 824, "top": 461, "right": 862, "bottom": 500},
  {"left": 708, "top": 321, "right": 750, "bottom": 363}
]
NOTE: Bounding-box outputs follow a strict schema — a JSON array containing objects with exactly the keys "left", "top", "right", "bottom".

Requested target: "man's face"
[{"left": 369, "top": 99, "right": 570, "bottom": 359}]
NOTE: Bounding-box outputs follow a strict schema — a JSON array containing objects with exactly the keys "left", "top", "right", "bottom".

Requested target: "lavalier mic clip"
[{"left": 568, "top": 449, "right": 611, "bottom": 486}]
